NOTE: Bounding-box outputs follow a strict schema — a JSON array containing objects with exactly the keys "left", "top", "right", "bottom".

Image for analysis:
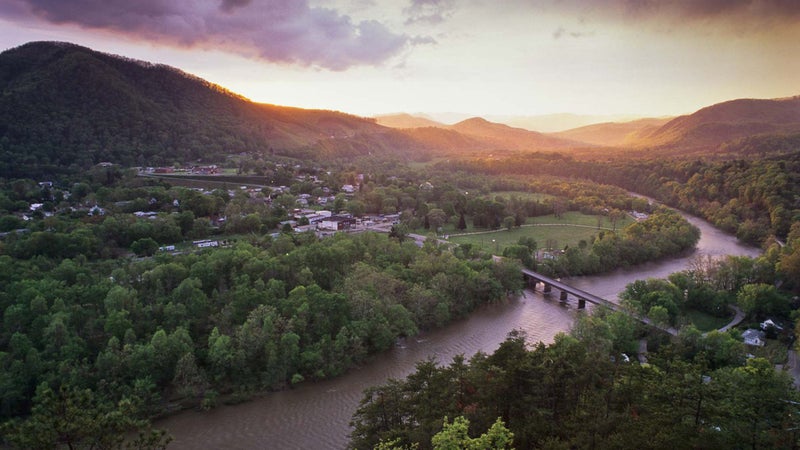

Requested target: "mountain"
[
  {"left": 376, "top": 114, "right": 585, "bottom": 150},
  {"left": 449, "top": 117, "right": 587, "bottom": 150},
  {"left": 374, "top": 113, "right": 446, "bottom": 129},
  {"left": 488, "top": 113, "right": 643, "bottom": 133},
  {"left": 632, "top": 96, "right": 800, "bottom": 150},
  {"left": 0, "top": 41, "right": 406, "bottom": 177},
  {"left": 552, "top": 118, "right": 672, "bottom": 147},
  {"left": 414, "top": 112, "right": 643, "bottom": 132},
  {"left": 0, "top": 41, "right": 595, "bottom": 178}
]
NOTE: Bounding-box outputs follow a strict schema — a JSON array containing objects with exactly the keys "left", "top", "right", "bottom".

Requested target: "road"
[{"left": 717, "top": 305, "right": 746, "bottom": 333}]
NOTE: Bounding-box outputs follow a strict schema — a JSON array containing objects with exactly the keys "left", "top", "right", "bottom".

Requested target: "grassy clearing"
[
  {"left": 528, "top": 211, "right": 633, "bottom": 229},
  {"left": 446, "top": 226, "right": 598, "bottom": 254},
  {"left": 439, "top": 211, "right": 631, "bottom": 254},
  {"left": 684, "top": 309, "right": 732, "bottom": 332}
]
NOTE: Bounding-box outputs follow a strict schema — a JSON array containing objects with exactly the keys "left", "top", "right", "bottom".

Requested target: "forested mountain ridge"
[
  {"left": 0, "top": 41, "right": 594, "bottom": 179},
  {"left": 0, "top": 41, "right": 404, "bottom": 177},
  {"left": 448, "top": 117, "right": 587, "bottom": 151},
  {"left": 632, "top": 96, "right": 800, "bottom": 151}
]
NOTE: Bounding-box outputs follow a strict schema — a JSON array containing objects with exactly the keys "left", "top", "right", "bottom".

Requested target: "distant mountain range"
[
  {"left": 376, "top": 114, "right": 587, "bottom": 151},
  {"left": 632, "top": 96, "right": 800, "bottom": 150},
  {"left": 381, "top": 96, "right": 800, "bottom": 152},
  {"left": 1, "top": 41, "right": 798, "bottom": 178},
  {"left": 378, "top": 112, "right": 644, "bottom": 132},
  {"left": 551, "top": 118, "right": 673, "bottom": 147}
]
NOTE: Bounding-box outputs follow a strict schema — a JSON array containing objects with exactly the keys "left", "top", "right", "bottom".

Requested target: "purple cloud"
[{"left": 1, "top": 0, "right": 410, "bottom": 70}]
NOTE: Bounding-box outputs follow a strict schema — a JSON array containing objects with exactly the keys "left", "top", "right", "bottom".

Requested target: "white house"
[{"left": 741, "top": 329, "right": 766, "bottom": 347}]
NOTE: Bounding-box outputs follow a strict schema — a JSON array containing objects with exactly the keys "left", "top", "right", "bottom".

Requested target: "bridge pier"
[
  {"left": 543, "top": 283, "right": 551, "bottom": 294},
  {"left": 560, "top": 291, "right": 568, "bottom": 301},
  {"left": 578, "top": 298, "right": 586, "bottom": 309}
]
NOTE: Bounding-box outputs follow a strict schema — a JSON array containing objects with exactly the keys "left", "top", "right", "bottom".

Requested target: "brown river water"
[{"left": 157, "top": 212, "right": 761, "bottom": 449}]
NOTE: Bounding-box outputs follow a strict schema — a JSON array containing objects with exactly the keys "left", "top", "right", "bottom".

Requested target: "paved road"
[{"left": 717, "top": 305, "right": 746, "bottom": 333}]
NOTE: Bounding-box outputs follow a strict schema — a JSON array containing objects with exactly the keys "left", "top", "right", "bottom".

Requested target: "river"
[{"left": 156, "top": 211, "right": 761, "bottom": 449}]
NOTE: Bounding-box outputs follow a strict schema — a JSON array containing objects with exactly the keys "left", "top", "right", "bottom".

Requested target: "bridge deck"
[{"left": 521, "top": 268, "right": 677, "bottom": 336}]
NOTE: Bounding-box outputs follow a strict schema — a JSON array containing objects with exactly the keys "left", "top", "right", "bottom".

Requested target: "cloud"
[
  {"left": 0, "top": 0, "right": 410, "bottom": 70},
  {"left": 403, "top": 0, "right": 456, "bottom": 26}
]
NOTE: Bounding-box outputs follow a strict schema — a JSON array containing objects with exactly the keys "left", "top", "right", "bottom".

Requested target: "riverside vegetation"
[
  {"left": 0, "top": 160, "right": 705, "bottom": 448},
  {"left": 2, "top": 145, "right": 800, "bottom": 450},
  {"left": 2, "top": 41, "right": 800, "bottom": 449}
]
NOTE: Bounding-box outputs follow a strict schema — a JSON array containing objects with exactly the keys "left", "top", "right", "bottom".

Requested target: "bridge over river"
[{"left": 521, "top": 268, "right": 678, "bottom": 336}]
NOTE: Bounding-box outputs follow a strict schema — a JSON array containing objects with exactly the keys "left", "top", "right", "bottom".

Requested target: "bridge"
[{"left": 521, "top": 268, "right": 678, "bottom": 336}]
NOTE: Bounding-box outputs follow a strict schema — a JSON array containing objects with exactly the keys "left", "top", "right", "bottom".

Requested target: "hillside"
[
  {"left": 0, "top": 42, "right": 597, "bottom": 178},
  {"left": 632, "top": 96, "right": 800, "bottom": 150},
  {"left": 0, "top": 42, "right": 503, "bottom": 178},
  {"left": 552, "top": 118, "right": 672, "bottom": 147},
  {"left": 448, "top": 117, "right": 587, "bottom": 151},
  {"left": 7, "top": 41, "right": 795, "bottom": 178},
  {"left": 0, "top": 42, "right": 416, "bottom": 177}
]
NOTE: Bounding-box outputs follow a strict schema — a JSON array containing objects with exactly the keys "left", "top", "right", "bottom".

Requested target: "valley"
[{"left": 1, "top": 41, "right": 799, "bottom": 449}]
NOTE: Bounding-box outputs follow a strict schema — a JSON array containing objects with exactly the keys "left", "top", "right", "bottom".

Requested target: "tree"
[
  {"left": 431, "top": 416, "right": 514, "bottom": 450},
  {"left": 647, "top": 305, "right": 670, "bottom": 327},
  {"left": 735, "top": 283, "right": 788, "bottom": 318},
  {"left": 457, "top": 213, "right": 467, "bottom": 231},
  {"left": 171, "top": 352, "right": 208, "bottom": 400},
  {"left": 778, "top": 244, "right": 800, "bottom": 289},
  {"left": 389, "top": 224, "right": 409, "bottom": 243},
  {"left": 131, "top": 237, "right": 159, "bottom": 256},
  {"left": 609, "top": 209, "right": 626, "bottom": 231},
  {"left": 275, "top": 194, "right": 297, "bottom": 210},
  {"left": 1, "top": 383, "right": 171, "bottom": 449},
  {"left": 347, "top": 200, "right": 365, "bottom": 217},
  {"left": 714, "top": 358, "right": 798, "bottom": 449},
  {"left": 620, "top": 278, "right": 682, "bottom": 324},
  {"left": 427, "top": 209, "right": 447, "bottom": 233},
  {"left": 502, "top": 245, "right": 533, "bottom": 269},
  {"left": 503, "top": 216, "right": 515, "bottom": 231}
]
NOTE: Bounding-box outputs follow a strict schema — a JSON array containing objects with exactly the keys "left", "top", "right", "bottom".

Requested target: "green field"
[
  {"left": 684, "top": 309, "right": 733, "bottom": 332},
  {"left": 528, "top": 211, "right": 633, "bottom": 229},
  {"left": 443, "top": 211, "right": 633, "bottom": 254}
]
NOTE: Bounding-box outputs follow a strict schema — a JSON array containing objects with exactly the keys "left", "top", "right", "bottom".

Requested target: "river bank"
[{"left": 156, "top": 209, "right": 761, "bottom": 449}]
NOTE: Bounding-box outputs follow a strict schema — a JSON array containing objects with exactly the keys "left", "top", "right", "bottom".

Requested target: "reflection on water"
[{"left": 157, "top": 211, "right": 760, "bottom": 449}]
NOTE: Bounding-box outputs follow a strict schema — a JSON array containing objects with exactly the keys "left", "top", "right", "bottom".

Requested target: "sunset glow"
[{"left": 1, "top": 0, "right": 798, "bottom": 128}]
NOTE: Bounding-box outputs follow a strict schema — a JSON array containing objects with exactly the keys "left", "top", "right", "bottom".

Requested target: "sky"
[{"left": 0, "top": 0, "right": 798, "bottom": 125}]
